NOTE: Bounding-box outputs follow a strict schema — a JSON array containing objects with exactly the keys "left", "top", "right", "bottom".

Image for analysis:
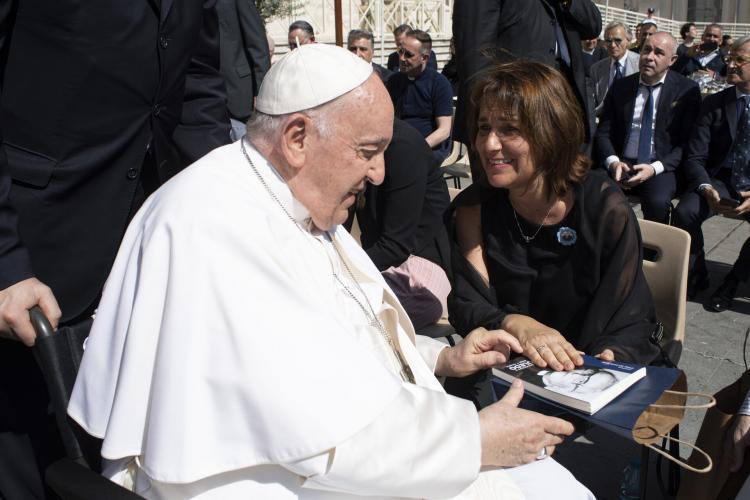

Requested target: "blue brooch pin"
[{"left": 556, "top": 227, "right": 577, "bottom": 246}]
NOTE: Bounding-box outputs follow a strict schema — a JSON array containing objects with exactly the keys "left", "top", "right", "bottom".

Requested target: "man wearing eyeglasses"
[
  {"left": 385, "top": 30, "right": 453, "bottom": 165},
  {"left": 674, "top": 35, "right": 750, "bottom": 308},
  {"left": 591, "top": 21, "right": 640, "bottom": 116}
]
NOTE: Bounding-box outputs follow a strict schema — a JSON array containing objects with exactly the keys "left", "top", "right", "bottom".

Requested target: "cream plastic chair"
[
  {"left": 441, "top": 141, "right": 471, "bottom": 189},
  {"left": 638, "top": 219, "right": 690, "bottom": 360}
]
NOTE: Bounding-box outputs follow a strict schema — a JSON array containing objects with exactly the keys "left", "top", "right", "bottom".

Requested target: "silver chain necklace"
[
  {"left": 240, "top": 139, "right": 415, "bottom": 384},
  {"left": 512, "top": 200, "right": 556, "bottom": 244}
]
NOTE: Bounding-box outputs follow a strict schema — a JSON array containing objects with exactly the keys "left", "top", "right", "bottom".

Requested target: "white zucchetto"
[{"left": 256, "top": 43, "right": 373, "bottom": 115}]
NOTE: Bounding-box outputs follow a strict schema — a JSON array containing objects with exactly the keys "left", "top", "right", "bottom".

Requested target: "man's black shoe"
[
  {"left": 687, "top": 270, "right": 710, "bottom": 299},
  {"left": 707, "top": 275, "right": 740, "bottom": 312}
]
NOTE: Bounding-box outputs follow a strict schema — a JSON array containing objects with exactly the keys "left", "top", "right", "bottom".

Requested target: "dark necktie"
[
  {"left": 636, "top": 84, "right": 660, "bottom": 165},
  {"left": 729, "top": 96, "right": 750, "bottom": 192},
  {"left": 613, "top": 62, "right": 623, "bottom": 83},
  {"left": 554, "top": 22, "right": 571, "bottom": 66}
]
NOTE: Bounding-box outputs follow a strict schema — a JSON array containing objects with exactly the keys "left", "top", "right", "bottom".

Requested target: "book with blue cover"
[{"left": 492, "top": 355, "right": 647, "bottom": 415}]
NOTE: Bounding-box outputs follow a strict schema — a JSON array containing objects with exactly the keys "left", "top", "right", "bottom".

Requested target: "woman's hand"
[
  {"left": 595, "top": 349, "right": 615, "bottom": 361},
  {"left": 435, "top": 327, "right": 523, "bottom": 378},
  {"left": 500, "top": 314, "right": 583, "bottom": 371}
]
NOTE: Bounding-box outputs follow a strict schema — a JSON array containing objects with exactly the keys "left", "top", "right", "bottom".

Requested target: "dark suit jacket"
[
  {"left": 582, "top": 45, "right": 607, "bottom": 75},
  {"left": 452, "top": 0, "right": 602, "bottom": 143},
  {"left": 0, "top": 0, "right": 231, "bottom": 322},
  {"left": 674, "top": 50, "right": 727, "bottom": 78},
  {"left": 358, "top": 119, "right": 450, "bottom": 271},
  {"left": 217, "top": 0, "right": 271, "bottom": 122},
  {"left": 594, "top": 70, "right": 701, "bottom": 173},
  {"left": 683, "top": 86, "right": 742, "bottom": 190}
]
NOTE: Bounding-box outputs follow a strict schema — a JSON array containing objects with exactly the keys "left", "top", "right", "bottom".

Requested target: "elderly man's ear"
[{"left": 280, "top": 114, "right": 312, "bottom": 169}]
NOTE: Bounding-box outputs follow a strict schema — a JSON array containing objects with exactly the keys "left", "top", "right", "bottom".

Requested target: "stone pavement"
[{"left": 555, "top": 208, "right": 750, "bottom": 499}]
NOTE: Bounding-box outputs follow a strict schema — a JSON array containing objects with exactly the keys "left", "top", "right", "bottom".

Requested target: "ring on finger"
[
  {"left": 536, "top": 447, "right": 548, "bottom": 460},
  {"left": 535, "top": 344, "right": 548, "bottom": 354}
]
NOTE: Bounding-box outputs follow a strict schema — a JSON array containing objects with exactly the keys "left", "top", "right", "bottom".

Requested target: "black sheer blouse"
[{"left": 447, "top": 170, "right": 659, "bottom": 364}]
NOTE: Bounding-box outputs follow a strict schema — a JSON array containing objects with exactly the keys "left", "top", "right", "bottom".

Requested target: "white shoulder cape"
[{"left": 68, "top": 142, "right": 406, "bottom": 484}]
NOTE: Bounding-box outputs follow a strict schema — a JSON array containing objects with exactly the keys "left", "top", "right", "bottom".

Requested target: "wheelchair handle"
[{"left": 29, "top": 305, "right": 55, "bottom": 338}]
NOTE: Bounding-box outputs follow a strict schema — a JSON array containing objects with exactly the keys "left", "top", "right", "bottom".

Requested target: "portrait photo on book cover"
[{"left": 535, "top": 367, "right": 624, "bottom": 396}]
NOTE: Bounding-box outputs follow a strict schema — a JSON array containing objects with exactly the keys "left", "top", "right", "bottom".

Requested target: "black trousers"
[
  {"left": 626, "top": 169, "right": 677, "bottom": 225},
  {"left": 673, "top": 169, "right": 750, "bottom": 281}
]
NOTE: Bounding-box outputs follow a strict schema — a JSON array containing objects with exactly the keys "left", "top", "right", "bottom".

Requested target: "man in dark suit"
[
  {"left": 581, "top": 37, "right": 607, "bottom": 75},
  {"left": 217, "top": 0, "right": 271, "bottom": 141},
  {"left": 674, "top": 23, "right": 727, "bottom": 79},
  {"left": 595, "top": 32, "right": 700, "bottom": 225},
  {"left": 0, "top": 1, "right": 231, "bottom": 497},
  {"left": 452, "top": 0, "right": 602, "bottom": 149},
  {"left": 674, "top": 35, "right": 750, "bottom": 307}
]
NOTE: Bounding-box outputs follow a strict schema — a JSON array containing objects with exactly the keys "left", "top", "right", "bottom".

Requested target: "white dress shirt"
[
  {"left": 608, "top": 52, "right": 631, "bottom": 87},
  {"left": 606, "top": 73, "right": 668, "bottom": 175}
]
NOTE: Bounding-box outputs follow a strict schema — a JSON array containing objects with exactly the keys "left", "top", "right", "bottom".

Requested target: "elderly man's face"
[
  {"left": 288, "top": 29, "right": 313, "bottom": 50},
  {"left": 640, "top": 33, "right": 677, "bottom": 84},
  {"left": 348, "top": 37, "right": 374, "bottom": 63},
  {"left": 727, "top": 41, "right": 750, "bottom": 88},
  {"left": 302, "top": 75, "right": 394, "bottom": 230},
  {"left": 399, "top": 36, "right": 427, "bottom": 77},
  {"left": 605, "top": 26, "right": 629, "bottom": 60}
]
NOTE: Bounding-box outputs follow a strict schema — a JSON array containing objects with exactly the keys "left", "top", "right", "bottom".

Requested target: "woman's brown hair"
[{"left": 467, "top": 60, "right": 591, "bottom": 196}]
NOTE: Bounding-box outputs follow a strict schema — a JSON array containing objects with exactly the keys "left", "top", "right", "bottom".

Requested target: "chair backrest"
[
  {"left": 440, "top": 141, "right": 464, "bottom": 167},
  {"left": 637, "top": 219, "right": 690, "bottom": 346}
]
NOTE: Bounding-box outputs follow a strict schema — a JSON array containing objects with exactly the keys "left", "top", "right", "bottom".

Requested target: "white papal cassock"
[{"left": 68, "top": 141, "right": 594, "bottom": 500}]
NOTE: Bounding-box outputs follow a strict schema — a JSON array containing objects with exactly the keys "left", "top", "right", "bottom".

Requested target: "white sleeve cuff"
[
  {"left": 605, "top": 155, "right": 620, "bottom": 169},
  {"left": 298, "top": 384, "right": 481, "bottom": 498},
  {"left": 650, "top": 161, "right": 664, "bottom": 175},
  {"left": 415, "top": 334, "right": 450, "bottom": 374}
]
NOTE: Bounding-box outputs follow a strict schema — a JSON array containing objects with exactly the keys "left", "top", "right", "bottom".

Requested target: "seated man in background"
[
  {"left": 581, "top": 37, "right": 606, "bottom": 75},
  {"left": 288, "top": 19, "right": 315, "bottom": 49},
  {"left": 386, "top": 23, "right": 437, "bottom": 73},
  {"left": 347, "top": 29, "right": 392, "bottom": 83},
  {"left": 674, "top": 23, "right": 727, "bottom": 79},
  {"left": 630, "top": 19, "right": 657, "bottom": 53},
  {"left": 673, "top": 35, "right": 750, "bottom": 306},
  {"left": 68, "top": 43, "right": 594, "bottom": 500},
  {"left": 357, "top": 118, "right": 451, "bottom": 330},
  {"left": 591, "top": 21, "right": 640, "bottom": 116},
  {"left": 595, "top": 32, "right": 701, "bottom": 225},
  {"left": 386, "top": 29, "right": 453, "bottom": 165}
]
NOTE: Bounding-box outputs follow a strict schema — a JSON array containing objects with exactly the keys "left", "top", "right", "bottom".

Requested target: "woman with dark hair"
[{"left": 446, "top": 60, "right": 658, "bottom": 407}]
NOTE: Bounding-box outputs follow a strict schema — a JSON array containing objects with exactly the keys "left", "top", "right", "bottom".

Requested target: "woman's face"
[{"left": 474, "top": 108, "right": 536, "bottom": 191}]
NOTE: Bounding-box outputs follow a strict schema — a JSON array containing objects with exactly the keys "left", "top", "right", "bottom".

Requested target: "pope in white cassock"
[{"left": 67, "top": 44, "right": 595, "bottom": 499}]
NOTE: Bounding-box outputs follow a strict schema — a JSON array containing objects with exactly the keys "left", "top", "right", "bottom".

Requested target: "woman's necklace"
[
  {"left": 512, "top": 198, "right": 556, "bottom": 244},
  {"left": 240, "top": 139, "right": 416, "bottom": 384}
]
